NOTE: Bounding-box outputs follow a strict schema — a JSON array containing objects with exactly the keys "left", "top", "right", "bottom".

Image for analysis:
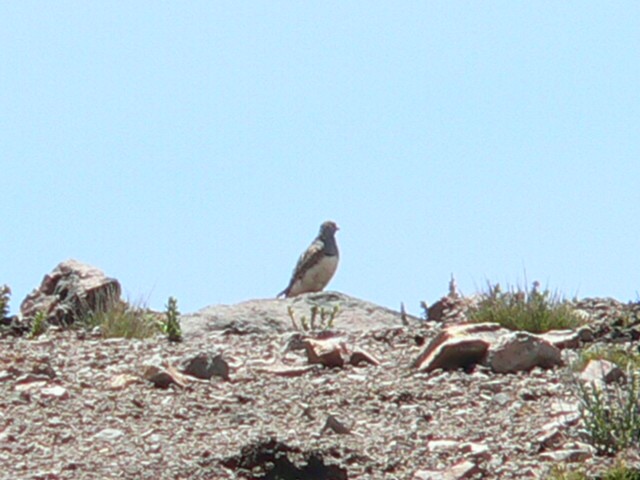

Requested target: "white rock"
[
  {"left": 94, "top": 428, "right": 124, "bottom": 442},
  {"left": 40, "top": 385, "right": 69, "bottom": 400}
]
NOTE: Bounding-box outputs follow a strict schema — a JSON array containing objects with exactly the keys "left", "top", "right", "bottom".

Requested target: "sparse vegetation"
[
  {"left": 287, "top": 304, "right": 340, "bottom": 332},
  {"left": 577, "top": 370, "right": 640, "bottom": 455},
  {"left": 547, "top": 461, "right": 640, "bottom": 480},
  {"left": 469, "top": 281, "right": 583, "bottom": 333},
  {"left": 574, "top": 345, "right": 640, "bottom": 372},
  {"left": 161, "top": 296, "right": 182, "bottom": 342},
  {"left": 0, "top": 285, "right": 10, "bottom": 318},
  {"left": 79, "top": 294, "right": 158, "bottom": 340},
  {"left": 29, "top": 311, "right": 47, "bottom": 338}
]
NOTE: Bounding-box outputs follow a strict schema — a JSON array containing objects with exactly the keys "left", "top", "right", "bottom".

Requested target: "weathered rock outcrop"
[
  {"left": 20, "top": 259, "right": 121, "bottom": 325},
  {"left": 413, "top": 323, "right": 563, "bottom": 373},
  {"left": 180, "top": 291, "right": 422, "bottom": 336}
]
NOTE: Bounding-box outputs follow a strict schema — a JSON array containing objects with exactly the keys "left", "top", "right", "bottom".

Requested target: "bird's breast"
[{"left": 289, "top": 255, "right": 339, "bottom": 297}]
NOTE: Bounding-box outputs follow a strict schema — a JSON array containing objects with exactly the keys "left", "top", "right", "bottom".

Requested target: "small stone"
[
  {"left": 427, "top": 439, "right": 458, "bottom": 452},
  {"left": 40, "top": 386, "right": 69, "bottom": 400},
  {"left": 349, "top": 348, "right": 380, "bottom": 367},
  {"left": 493, "top": 392, "right": 511, "bottom": 406},
  {"left": 580, "top": 359, "right": 625, "bottom": 386},
  {"left": 416, "top": 460, "right": 483, "bottom": 480},
  {"left": 108, "top": 373, "right": 139, "bottom": 390},
  {"left": 445, "top": 460, "right": 483, "bottom": 479},
  {"left": 94, "top": 428, "right": 124, "bottom": 442},
  {"left": 304, "top": 338, "right": 345, "bottom": 368},
  {"left": 256, "top": 365, "right": 316, "bottom": 377},
  {"left": 321, "top": 414, "right": 351, "bottom": 435},
  {"left": 460, "top": 442, "right": 491, "bottom": 461},
  {"left": 413, "top": 470, "right": 441, "bottom": 480},
  {"left": 539, "top": 448, "right": 592, "bottom": 463},
  {"left": 143, "top": 364, "right": 186, "bottom": 389},
  {"left": 181, "top": 352, "right": 230, "bottom": 381},
  {"left": 577, "top": 327, "right": 594, "bottom": 342}
]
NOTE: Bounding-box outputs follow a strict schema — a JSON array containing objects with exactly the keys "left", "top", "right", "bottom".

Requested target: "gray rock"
[
  {"left": 180, "top": 291, "right": 422, "bottom": 336},
  {"left": 94, "top": 428, "right": 125, "bottom": 442},
  {"left": 181, "top": 352, "right": 230, "bottom": 380},
  {"left": 539, "top": 448, "right": 592, "bottom": 463},
  {"left": 487, "top": 332, "right": 562, "bottom": 373},
  {"left": 414, "top": 323, "right": 563, "bottom": 373},
  {"left": 143, "top": 364, "right": 186, "bottom": 389},
  {"left": 20, "top": 259, "right": 121, "bottom": 326},
  {"left": 580, "top": 359, "right": 625, "bottom": 386},
  {"left": 414, "top": 460, "right": 483, "bottom": 480},
  {"left": 304, "top": 338, "right": 346, "bottom": 368},
  {"left": 536, "top": 329, "right": 582, "bottom": 349},
  {"left": 413, "top": 323, "right": 503, "bottom": 372}
]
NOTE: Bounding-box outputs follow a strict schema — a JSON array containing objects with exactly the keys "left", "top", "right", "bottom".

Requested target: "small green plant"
[
  {"left": 419, "top": 301, "right": 429, "bottom": 320},
  {"left": 469, "top": 281, "right": 583, "bottom": 333},
  {"left": 0, "top": 285, "right": 10, "bottom": 318},
  {"left": 545, "top": 464, "right": 588, "bottom": 480},
  {"left": 161, "top": 296, "right": 182, "bottom": 342},
  {"left": 574, "top": 345, "right": 640, "bottom": 372},
  {"left": 80, "top": 294, "right": 158, "bottom": 340},
  {"left": 287, "top": 304, "right": 340, "bottom": 332},
  {"left": 547, "top": 461, "right": 640, "bottom": 480},
  {"left": 29, "top": 311, "right": 47, "bottom": 338},
  {"left": 577, "top": 370, "right": 640, "bottom": 455}
]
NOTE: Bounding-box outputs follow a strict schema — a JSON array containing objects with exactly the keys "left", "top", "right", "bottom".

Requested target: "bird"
[{"left": 277, "top": 221, "right": 340, "bottom": 298}]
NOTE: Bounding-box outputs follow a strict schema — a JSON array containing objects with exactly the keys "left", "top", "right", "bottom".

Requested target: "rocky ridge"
[{"left": 1, "top": 260, "right": 639, "bottom": 479}]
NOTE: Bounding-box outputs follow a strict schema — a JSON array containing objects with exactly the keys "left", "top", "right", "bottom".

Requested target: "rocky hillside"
[{"left": 1, "top": 260, "right": 639, "bottom": 479}]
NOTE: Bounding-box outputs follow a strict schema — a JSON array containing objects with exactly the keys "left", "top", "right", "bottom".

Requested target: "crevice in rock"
[{"left": 221, "top": 438, "right": 348, "bottom": 480}]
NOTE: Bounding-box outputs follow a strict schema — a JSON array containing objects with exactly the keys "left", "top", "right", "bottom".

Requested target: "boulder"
[
  {"left": 486, "top": 332, "right": 562, "bottom": 373},
  {"left": 414, "top": 323, "right": 563, "bottom": 373},
  {"left": 20, "top": 259, "right": 121, "bottom": 326},
  {"left": 180, "top": 291, "right": 422, "bottom": 336},
  {"left": 412, "top": 323, "right": 502, "bottom": 372}
]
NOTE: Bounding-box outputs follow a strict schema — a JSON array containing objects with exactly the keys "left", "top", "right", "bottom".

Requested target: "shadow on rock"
[{"left": 221, "top": 438, "right": 348, "bottom": 480}]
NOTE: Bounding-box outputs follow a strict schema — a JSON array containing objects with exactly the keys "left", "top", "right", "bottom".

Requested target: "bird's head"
[{"left": 319, "top": 220, "right": 339, "bottom": 238}]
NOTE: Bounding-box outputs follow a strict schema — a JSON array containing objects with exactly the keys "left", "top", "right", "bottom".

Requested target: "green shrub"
[
  {"left": 547, "top": 462, "right": 640, "bottom": 480},
  {"left": 469, "top": 281, "right": 583, "bottom": 333},
  {"left": 578, "top": 370, "right": 640, "bottom": 455},
  {"left": 0, "top": 285, "right": 10, "bottom": 318},
  {"left": 161, "top": 296, "right": 182, "bottom": 342},
  {"left": 29, "top": 311, "right": 47, "bottom": 338},
  {"left": 287, "top": 304, "right": 340, "bottom": 332}
]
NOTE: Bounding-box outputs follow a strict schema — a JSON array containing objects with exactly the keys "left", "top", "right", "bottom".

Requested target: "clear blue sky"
[{"left": 2, "top": 2, "right": 639, "bottom": 315}]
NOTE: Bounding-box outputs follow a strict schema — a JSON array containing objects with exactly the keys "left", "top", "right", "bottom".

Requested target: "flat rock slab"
[{"left": 180, "top": 291, "right": 421, "bottom": 336}]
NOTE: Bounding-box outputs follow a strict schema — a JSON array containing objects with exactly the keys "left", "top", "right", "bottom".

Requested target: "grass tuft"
[
  {"left": 547, "top": 462, "right": 640, "bottom": 480},
  {"left": 79, "top": 294, "right": 158, "bottom": 340},
  {"left": 574, "top": 345, "right": 640, "bottom": 373},
  {"left": 577, "top": 370, "right": 640, "bottom": 455},
  {"left": 469, "top": 281, "right": 583, "bottom": 333}
]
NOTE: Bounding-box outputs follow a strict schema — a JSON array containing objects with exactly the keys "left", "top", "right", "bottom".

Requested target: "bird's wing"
[
  {"left": 291, "top": 239, "right": 325, "bottom": 282},
  {"left": 277, "top": 239, "right": 324, "bottom": 297}
]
